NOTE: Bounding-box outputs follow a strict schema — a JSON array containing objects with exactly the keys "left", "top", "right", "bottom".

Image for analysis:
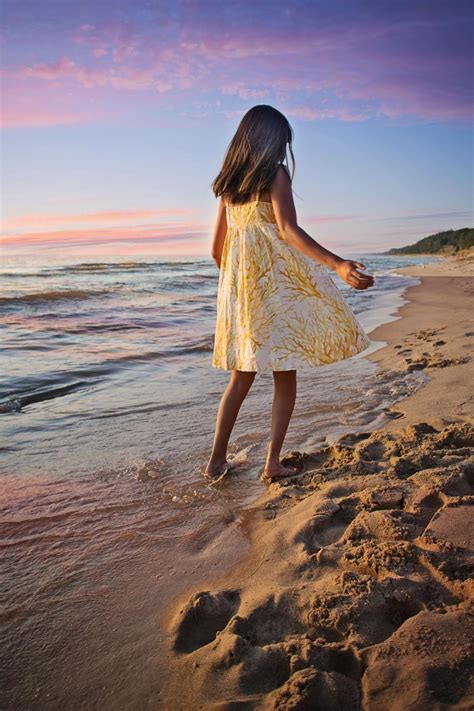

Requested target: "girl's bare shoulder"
[{"left": 274, "top": 164, "right": 292, "bottom": 184}]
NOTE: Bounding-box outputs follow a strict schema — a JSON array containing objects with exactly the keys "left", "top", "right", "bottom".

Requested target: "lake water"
[{"left": 0, "top": 250, "right": 439, "bottom": 708}]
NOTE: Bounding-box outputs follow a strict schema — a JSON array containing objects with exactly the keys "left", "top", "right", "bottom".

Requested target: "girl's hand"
[{"left": 335, "top": 260, "right": 374, "bottom": 290}]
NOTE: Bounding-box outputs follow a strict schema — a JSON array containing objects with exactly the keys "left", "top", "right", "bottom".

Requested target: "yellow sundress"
[{"left": 212, "top": 199, "right": 371, "bottom": 372}]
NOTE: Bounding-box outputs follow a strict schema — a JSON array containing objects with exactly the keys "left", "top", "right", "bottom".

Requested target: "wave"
[
  {"left": 158, "top": 275, "right": 217, "bottom": 292},
  {"left": 0, "top": 382, "right": 86, "bottom": 413},
  {"left": 0, "top": 289, "right": 111, "bottom": 306},
  {"left": 58, "top": 260, "right": 209, "bottom": 274},
  {"left": 58, "top": 259, "right": 211, "bottom": 274},
  {"left": 0, "top": 262, "right": 157, "bottom": 279},
  {"left": 172, "top": 335, "right": 215, "bottom": 355},
  {"left": 63, "top": 261, "right": 155, "bottom": 273},
  {"left": 0, "top": 272, "right": 49, "bottom": 279}
]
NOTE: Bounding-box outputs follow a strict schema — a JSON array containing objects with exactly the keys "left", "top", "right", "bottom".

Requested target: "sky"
[{"left": 1, "top": 0, "right": 473, "bottom": 258}]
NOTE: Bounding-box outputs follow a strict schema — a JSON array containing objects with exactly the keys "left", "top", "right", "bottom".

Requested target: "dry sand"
[{"left": 162, "top": 250, "right": 474, "bottom": 710}]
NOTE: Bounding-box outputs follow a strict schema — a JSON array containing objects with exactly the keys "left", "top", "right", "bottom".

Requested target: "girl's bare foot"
[
  {"left": 260, "top": 461, "right": 299, "bottom": 482},
  {"left": 203, "top": 459, "right": 233, "bottom": 480}
]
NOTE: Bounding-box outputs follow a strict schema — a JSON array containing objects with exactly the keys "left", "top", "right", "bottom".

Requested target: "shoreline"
[
  {"left": 161, "top": 250, "right": 474, "bottom": 710},
  {"left": 364, "top": 249, "right": 473, "bottom": 432}
]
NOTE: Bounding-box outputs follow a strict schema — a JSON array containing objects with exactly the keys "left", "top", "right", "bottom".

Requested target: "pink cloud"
[
  {"left": 19, "top": 56, "right": 77, "bottom": 80},
  {"left": 5, "top": 57, "right": 173, "bottom": 92},
  {"left": 285, "top": 106, "right": 372, "bottom": 122},
  {"left": 0, "top": 221, "right": 209, "bottom": 247},
  {"left": 2, "top": 208, "right": 195, "bottom": 233},
  {"left": 0, "top": 108, "right": 103, "bottom": 128},
  {"left": 303, "top": 214, "right": 361, "bottom": 224},
  {"left": 220, "top": 83, "right": 269, "bottom": 100}
]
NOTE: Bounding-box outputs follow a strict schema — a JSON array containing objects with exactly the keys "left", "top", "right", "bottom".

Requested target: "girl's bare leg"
[
  {"left": 263, "top": 369, "right": 298, "bottom": 480},
  {"left": 205, "top": 369, "right": 256, "bottom": 476}
]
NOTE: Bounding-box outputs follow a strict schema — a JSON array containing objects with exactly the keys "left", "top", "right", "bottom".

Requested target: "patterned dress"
[{"left": 212, "top": 199, "right": 371, "bottom": 372}]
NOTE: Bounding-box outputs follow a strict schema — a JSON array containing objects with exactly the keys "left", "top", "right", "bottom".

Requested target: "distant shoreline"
[
  {"left": 383, "top": 227, "right": 474, "bottom": 257},
  {"left": 382, "top": 250, "right": 468, "bottom": 257}
]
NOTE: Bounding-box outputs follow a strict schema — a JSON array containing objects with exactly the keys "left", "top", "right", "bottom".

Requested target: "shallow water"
[{"left": 0, "top": 251, "right": 439, "bottom": 708}]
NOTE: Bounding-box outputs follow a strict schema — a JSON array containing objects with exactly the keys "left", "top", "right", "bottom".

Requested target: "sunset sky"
[{"left": 1, "top": 0, "right": 473, "bottom": 258}]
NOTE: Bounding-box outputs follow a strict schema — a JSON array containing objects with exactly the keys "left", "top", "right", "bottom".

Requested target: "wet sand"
[{"left": 162, "top": 250, "right": 474, "bottom": 710}]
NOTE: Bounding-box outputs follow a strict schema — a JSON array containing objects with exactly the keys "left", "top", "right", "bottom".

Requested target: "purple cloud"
[{"left": 1, "top": 0, "right": 472, "bottom": 126}]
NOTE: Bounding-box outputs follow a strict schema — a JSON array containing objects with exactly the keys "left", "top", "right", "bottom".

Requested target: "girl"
[{"left": 205, "top": 105, "right": 374, "bottom": 483}]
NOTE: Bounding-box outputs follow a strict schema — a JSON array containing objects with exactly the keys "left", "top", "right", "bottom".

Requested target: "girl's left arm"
[{"left": 211, "top": 198, "right": 228, "bottom": 269}]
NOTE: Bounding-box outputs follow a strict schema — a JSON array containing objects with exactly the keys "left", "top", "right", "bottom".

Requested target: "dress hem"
[{"left": 211, "top": 337, "right": 371, "bottom": 373}]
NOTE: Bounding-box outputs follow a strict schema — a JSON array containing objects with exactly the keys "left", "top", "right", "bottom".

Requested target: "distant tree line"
[{"left": 386, "top": 227, "right": 474, "bottom": 254}]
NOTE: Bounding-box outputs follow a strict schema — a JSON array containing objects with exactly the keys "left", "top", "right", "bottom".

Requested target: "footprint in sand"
[
  {"left": 405, "top": 355, "right": 471, "bottom": 372},
  {"left": 171, "top": 589, "right": 240, "bottom": 653},
  {"left": 412, "top": 327, "right": 447, "bottom": 342},
  {"left": 427, "top": 355, "right": 471, "bottom": 369}
]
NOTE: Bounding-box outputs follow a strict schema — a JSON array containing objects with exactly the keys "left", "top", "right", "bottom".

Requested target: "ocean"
[{"left": 0, "top": 250, "right": 439, "bottom": 708}]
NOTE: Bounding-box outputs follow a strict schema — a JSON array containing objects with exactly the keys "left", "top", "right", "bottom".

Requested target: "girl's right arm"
[
  {"left": 271, "top": 166, "right": 374, "bottom": 291},
  {"left": 211, "top": 197, "right": 228, "bottom": 269}
]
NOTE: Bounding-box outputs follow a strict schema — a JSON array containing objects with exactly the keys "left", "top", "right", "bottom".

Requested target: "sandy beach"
[{"left": 162, "top": 250, "right": 474, "bottom": 710}]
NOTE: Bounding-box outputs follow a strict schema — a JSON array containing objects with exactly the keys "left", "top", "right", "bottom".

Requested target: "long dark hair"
[{"left": 212, "top": 105, "right": 295, "bottom": 205}]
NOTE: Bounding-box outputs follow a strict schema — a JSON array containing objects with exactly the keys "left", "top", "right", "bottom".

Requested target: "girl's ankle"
[{"left": 208, "top": 454, "right": 227, "bottom": 464}]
